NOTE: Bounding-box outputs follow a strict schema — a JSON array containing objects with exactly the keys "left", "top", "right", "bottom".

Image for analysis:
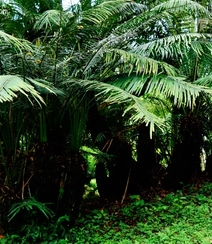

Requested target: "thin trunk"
[{"left": 57, "top": 152, "right": 86, "bottom": 227}]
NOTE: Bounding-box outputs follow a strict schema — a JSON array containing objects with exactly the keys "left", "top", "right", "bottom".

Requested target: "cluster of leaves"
[
  {"left": 1, "top": 182, "right": 212, "bottom": 243},
  {"left": 7, "top": 197, "right": 54, "bottom": 222}
]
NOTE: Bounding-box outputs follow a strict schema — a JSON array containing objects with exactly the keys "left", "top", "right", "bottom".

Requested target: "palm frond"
[
  {"left": 64, "top": 79, "right": 165, "bottom": 137},
  {"left": 86, "top": 29, "right": 212, "bottom": 80},
  {"left": 27, "top": 78, "right": 64, "bottom": 96},
  {"left": 143, "top": 75, "right": 212, "bottom": 108},
  {"left": 194, "top": 75, "right": 212, "bottom": 87},
  {"left": 95, "top": 0, "right": 211, "bottom": 49},
  {"left": 152, "top": 0, "right": 210, "bottom": 18},
  {"left": 108, "top": 74, "right": 148, "bottom": 96},
  {"left": 0, "top": 30, "right": 32, "bottom": 52},
  {"left": 81, "top": 0, "right": 144, "bottom": 25},
  {"left": 84, "top": 47, "right": 178, "bottom": 78},
  {"left": 118, "top": 2, "right": 147, "bottom": 16},
  {"left": 179, "top": 42, "right": 212, "bottom": 79},
  {"left": 106, "top": 49, "right": 178, "bottom": 76},
  {"left": 95, "top": 11, "right": 171, "bottom": 48},
  {"left": 109, "top": 73, "right": 212, "bottom": 108},
  {"left": 33, "top": 10, "right": 71, "bottom": 31},
  {"left": 135, "top": 33, "right": 212, "bottom": 59},
  {"left": 0, "top": 75, "right": 45, "bottom": 104}
]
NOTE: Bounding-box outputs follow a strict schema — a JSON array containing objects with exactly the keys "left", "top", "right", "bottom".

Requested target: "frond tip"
[{"left": 0, "top": 75, "right": 45, "bottom": 105}]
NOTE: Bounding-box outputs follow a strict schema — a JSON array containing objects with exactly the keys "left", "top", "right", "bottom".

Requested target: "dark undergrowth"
[{"left": 1, "top": 181, "right": 212, "bottom": 244}]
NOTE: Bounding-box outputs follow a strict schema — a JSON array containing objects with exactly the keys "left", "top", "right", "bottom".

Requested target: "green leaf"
[{"left": 0, "top": 75, "right": 45, "bottom": 105}]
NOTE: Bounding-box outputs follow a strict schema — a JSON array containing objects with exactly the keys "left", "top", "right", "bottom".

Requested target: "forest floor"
[
  {"left": 71, "top": 178, "right": 212, "bottom": 244},
  {"left": 1, "top": 178, "right": 212, "bottom": 243}
]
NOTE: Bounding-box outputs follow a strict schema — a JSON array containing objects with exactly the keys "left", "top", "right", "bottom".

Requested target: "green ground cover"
[{"left": 1, "top": 182, "right": 212, "bottom": 244}]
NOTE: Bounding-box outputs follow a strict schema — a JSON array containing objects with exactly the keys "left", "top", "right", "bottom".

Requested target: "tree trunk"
[
  {"left": 135, "top": 124, "right": 158, "bottom": 189},
  {"left": 57, "top": 152, "right": 86, "bottom": 227}
]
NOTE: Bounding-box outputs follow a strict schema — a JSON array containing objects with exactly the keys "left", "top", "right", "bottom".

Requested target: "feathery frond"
[
  {"left": 194, "top": 75, "right": 212, "bottom": 87},
  {"left": 33, "top": 10, "right": 71, "bottom": 31},
  {"left": 0, "top": 75, "right": 45, "bottom": 104},
  {"left": 143, "top": 75, "right": 212, "bottom": 108},
  {"left": 152, "top": 0, "right": 210, "bottom": 18},
  {"left": 84, "top": 47, "right": 178, "bottom": 78},
  {"left": 135, "top": 33, "right": 212, "bottom": 59},
  {"left": 27, "top": 78, "right": 64, "bottom": 96},
  {"left": 109, "top": 74, "right": 212, "bottom": 108},
  {"left": 64, "top": 79, "right": 165, "bottom": 137},
  {"left": 105, "top": 49, "right": 178, "bottom": 76},
  {"left": 81, "top": 0, "right": 140, "bottom": 25}
]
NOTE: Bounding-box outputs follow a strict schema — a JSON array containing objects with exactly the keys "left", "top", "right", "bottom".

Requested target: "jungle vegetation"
[{"left": 1, "top": 0, "right": 212, "bottom": 242}]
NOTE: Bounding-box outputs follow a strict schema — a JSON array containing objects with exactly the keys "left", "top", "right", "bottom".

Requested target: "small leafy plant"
[{"left": 8, "top": 197, "right": 54, "bottom": 222}]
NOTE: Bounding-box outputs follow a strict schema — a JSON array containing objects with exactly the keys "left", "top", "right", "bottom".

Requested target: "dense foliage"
[
  {"left": 2, "top": 182, "right": 212, "bottom": 243},
  {"left": 1, "top": 0, "right": 212, "bottom": 241}
]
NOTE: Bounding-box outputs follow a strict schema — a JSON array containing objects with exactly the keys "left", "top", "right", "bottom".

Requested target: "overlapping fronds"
[
  {"left": 86, "top": 22, "right": 212, "bottom": 80},
  {"left": 81, "top": 0, "right": 145, "bottom": 25},
  {"left": 141, "top": 75, "right": 212, "bottom": 108},
  {"left": 96, "top": 0, "right": 211, "bottom": 48},
  {"left": 135, "top": 33, "right": 212, "bottom": 59},
  {"left": 64, "top": 79, "right": 165, "bottom": 137},
  {"left": 109, "top": 74, "right": 212, "bottom": 108},
  {"left": 152, "top": 0, "right": 210, "bottom": 18},
  {"left": 0, "top": 75, "right": 45, "bottom": 105},
  {"left": 84, "top": 47, "right": 178, "bottom": 77},
  {"left": 95, "top": 11, "right": 171, "bottom": 48},
  {"left": 34, "top": 0, "right": 147, "bottom": 32}
]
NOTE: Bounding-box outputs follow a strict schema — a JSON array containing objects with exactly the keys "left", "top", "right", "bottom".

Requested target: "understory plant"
[{"left": 1, "top": 182, "right": 212, "bottom": 244}]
